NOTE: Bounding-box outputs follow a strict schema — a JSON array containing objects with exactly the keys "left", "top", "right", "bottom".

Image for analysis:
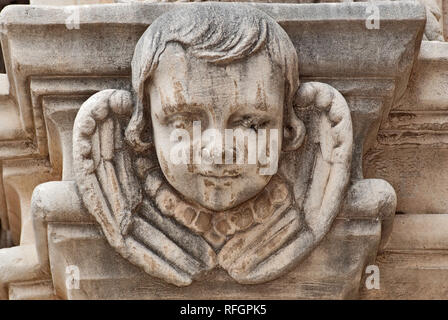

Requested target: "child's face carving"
[{"left": 148, "top": 43, "right": 285, "bottom": 211}]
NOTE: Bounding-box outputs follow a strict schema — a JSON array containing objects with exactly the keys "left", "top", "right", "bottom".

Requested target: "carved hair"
[{"left": 126, "top": 3, "right": 299, "bottom": 152}]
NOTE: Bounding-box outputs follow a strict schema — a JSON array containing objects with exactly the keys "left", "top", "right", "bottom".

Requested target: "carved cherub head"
[
  {"left": 74, "top": 3, "right": 352, "bottom": 286},
  {"left": 126, "top": 4, "right": 305, "bottom": 211}
]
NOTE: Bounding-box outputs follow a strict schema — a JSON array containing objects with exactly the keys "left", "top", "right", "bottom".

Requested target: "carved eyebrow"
[
  {"left": 250, "top": 101, "right": 275, "bottom": 112},
  {"left": 228, "top": 112, "right": 277, "bottom": 125},
  {"left": 228, "top": 100, "right": 277, "bottom": 114},
  {"left": 159, "top": 103, "right": 206, "bottom": 115},
  {"left": 230, "top": 102, "right": 281, "bottom": 116}
]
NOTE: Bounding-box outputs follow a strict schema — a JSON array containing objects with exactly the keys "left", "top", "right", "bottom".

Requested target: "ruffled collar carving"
[{"left": 144, "top": 169, "right": 292, "bottom": 250}]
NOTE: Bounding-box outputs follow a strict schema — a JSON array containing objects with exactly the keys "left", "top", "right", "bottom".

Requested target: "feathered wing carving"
[
  {"left": 218, "top": 82, "right": 353, "bottom": 284},
  {"left": 73, "top": 84, "right": 352, "bottom": 286},
  {"left": 73, "top": 89, "right": 216, "bottom": 287}
]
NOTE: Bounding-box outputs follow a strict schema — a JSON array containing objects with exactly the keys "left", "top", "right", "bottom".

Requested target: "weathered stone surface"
[
  {"left": 365, "top": 41, "right": 448, "bottom": 215},
  {"left": 71, "top": 3, "right": 356, "bottom": 286},
  {"left": 30, "top": 0, "right": 112, "bottom": 4},
  {"left": 36, "top": 179, "right": 388, "bottom": 299},
  {"left": 0, "top": 1, "right": 440, "bottom": 300}
]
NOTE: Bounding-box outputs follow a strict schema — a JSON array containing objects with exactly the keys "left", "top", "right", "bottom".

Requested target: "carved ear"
[{"left": 282, "top": 103, "right": 306, "bottom": 152}]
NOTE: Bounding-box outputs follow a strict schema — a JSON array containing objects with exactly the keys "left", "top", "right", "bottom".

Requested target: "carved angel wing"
[
  {"left": 73, "top": 89, "right": 216, "bottom": 287},
  {"left": 218, "top": 82, "right": 353, "bottom": 284}
]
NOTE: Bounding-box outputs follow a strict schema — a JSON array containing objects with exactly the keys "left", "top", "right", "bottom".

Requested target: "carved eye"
[
  {"left": 168, "top": 115, "right": 195, "bottom": 131},
  {"left": 166, "top": 112, "right": 205, "bottom": 131},
  {"left": 172, "top": 118, "right": 190, "bottom": 130},
  {"left": 236, "top": 117, "right": 269, "bottom": 132}
]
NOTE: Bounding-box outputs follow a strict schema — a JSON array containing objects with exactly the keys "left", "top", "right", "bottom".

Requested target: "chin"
[
  {"left": 167, "top": 172, "right": 270, "bottom": 212},
  {"left": 196, "top": 181, "right": 263, "bottom": 212},
  {"left": 199, "top": 200, "right": 232, "bottom": 212},
  {"left": 196, "top": 196, "right": 245, "bottom": 212}
]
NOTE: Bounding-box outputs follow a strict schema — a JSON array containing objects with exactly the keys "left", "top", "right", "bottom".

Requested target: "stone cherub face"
[
  {"left": 148, "top": 43, "right": 286, "bottom": 211},
  {"left": 73, "top": 3, "right": 352, "bottom": 287}
]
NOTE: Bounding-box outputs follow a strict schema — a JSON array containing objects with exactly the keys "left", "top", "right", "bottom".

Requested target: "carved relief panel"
[{"left": 73, "top": 4, "right": 354, "bottom": 286}]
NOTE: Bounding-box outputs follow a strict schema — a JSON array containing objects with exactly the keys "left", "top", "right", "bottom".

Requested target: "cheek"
[
  {"left": 271, "top": 127, "right": 283, "bottom": 159},
  {"left": 234, "top": 173, "right": 271, "bottom": 203},
  {"left": 248, "top": 172, "right": 271, "bottom": 186},
  {"left": 158, "top": 154, "right": 196, "bottom": 190},
  {"left": 255, "top": 128, "right": 282, "bottom": 164}
]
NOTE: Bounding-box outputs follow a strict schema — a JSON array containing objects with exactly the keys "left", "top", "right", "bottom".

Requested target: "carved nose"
[
  {"left": 201, "top": 134, "right": 237, "bottom": 165},
  {"left": 202, "top": 138, "right": 223, "bottom": 164}
]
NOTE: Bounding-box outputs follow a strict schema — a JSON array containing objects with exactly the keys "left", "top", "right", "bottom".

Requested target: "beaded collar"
[{"left": 144, "top": 169, "right": 292, "bottom": 250}]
